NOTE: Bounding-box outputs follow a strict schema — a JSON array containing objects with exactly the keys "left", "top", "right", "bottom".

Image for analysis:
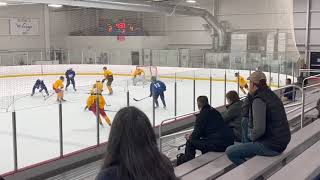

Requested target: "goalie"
[{"left": 132, "top": 67, "right": 145, "bottom": 86}]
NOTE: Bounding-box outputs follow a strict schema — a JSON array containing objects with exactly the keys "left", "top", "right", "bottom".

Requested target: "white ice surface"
[{"left": 0, "top": 74, "right": 245, "bottom": 174}]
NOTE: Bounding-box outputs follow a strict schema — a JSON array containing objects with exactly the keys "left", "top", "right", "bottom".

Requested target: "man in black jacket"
[
  {"left": 184, "top": 96, "right": 234, "bottom": 162},
  {"left": 226, "top": 71, "right": 291, "bottom": 165}
]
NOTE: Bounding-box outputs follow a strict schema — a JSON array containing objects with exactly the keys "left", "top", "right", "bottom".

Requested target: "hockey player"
[
  {"left": 84, "top": 89, "right": 111, "bottom": 126},
  {"left": 149, "top": 76, "right": 167, "bottom": 108},
  {"left": 92, "top": 80, "right": 104, "bottom": 93},
  {"left": 65, "top": 68, "right": 76, "bottom": 91},
  {"left": 235, "top": 72, "right": 248, "bottom": 94},
  {"left": 132, "top": 67, "right": 145, "bottom": 86},
  {"left": 53, "top": 76, "right": 65, "bottom": 102},
  {"left": 31, "top": 78, "right": 49, "bottom": 96},
  {"left": 102, "top": 67, "right": 113, "bottom": 95}
]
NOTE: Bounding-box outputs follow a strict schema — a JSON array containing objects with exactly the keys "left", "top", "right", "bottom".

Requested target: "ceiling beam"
[{"left": 4, "top": 0, "right": 167, "bottom": 13}]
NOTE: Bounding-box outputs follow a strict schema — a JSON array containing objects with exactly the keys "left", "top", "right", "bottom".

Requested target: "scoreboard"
[{"left": 98, "top": 18, "right": 144, "bottom": 36}]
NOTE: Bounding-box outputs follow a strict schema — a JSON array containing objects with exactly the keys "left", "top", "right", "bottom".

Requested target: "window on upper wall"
[{"left": 247, "top": 32, "right": 268, "bottom": 54}]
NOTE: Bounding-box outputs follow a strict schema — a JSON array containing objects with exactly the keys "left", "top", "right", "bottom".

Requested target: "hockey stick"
[
  {"left": 133, "top": 96, "right": 150, "bottom": 101},
  {"left": 40, "top": 91, "right": 51, "bottom": 100},
  {"left": 44, "top": 93, "right": 55, "bottom": 100},
  {"left": 104, "top": 109, "right": 117, "bottom": 112}
]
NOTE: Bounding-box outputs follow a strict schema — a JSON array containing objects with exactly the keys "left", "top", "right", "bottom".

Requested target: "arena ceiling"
[{"left": 2, "top": 0, "right": 205, "bottom": 9}]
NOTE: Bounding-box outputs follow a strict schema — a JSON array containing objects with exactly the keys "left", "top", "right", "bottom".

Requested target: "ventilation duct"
[{"left": 163, "top": 5, "right": 226, "bottom": 50}]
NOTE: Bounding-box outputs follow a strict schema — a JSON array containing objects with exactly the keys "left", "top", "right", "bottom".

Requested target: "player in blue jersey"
[
  {"left": 149, "top": 76, "right": 167, "bottom": 109},
  {"left": 31, "top": 78, "right": 49, "bottom": 96},
  {"left": 65, "top": 68, "right": 76, "bottom": 91}
]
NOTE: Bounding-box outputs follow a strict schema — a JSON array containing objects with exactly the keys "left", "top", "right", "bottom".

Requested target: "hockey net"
[{"left": 136, "top": 65, "right": 158, "bottom": 80}]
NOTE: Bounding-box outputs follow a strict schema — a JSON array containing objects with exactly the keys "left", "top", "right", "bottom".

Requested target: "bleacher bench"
[
  {"left": 217, "top": 119, "right": 320, "bottom": 180},
  {"left": 269, "top": 138, "right": 320, "bottom": 180},
  {"left": 174, "top": 152, "right": 224, "bottom": 177}
]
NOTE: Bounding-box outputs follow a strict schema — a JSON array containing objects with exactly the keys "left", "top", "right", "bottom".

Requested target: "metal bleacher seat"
[
  {"left": 174, "top": 152, "right": 224, "bottom": 177},
  {"left": 217, "top": 119, "right": 320, "bottom": 180},
  {"left": 268, "top": 137, "right": 320, "bottom": 180},
  {"left": 180, "top": 154, "right": 233, "bottom": 180}
]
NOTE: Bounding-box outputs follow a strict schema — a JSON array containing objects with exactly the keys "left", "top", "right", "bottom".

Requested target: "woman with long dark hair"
[{"left": 96, "top": 106, "right": 178, "bottom": 180}]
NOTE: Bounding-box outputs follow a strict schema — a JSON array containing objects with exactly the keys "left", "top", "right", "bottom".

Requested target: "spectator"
[
  {"left": 282, "top": 78, "right": 294, "bottom": 101},
  {"left": 177, "top": 96, "right": 234, "bottom": 165},
  {"left": 221, "top": 91, "right": 243, "bottom": 142},
  {"left": 226, "top": 71, "right": 291, "bottom": 165},
  {"left": 96, "top": 106, "right": 178, "bottom": 180}
]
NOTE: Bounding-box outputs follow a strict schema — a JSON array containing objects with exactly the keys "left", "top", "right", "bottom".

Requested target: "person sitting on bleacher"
[
  {"left": 96, "top": 106, "right": 178, "bottom": 180},
  {"left": 177, "top": 96, "right": 234, "bottom": 165},
  {"left": 282, "top": 78, "right": 294, "bottom": 102},
  {"left": 221, "top": 91, "right": 243, "bottom": 142},
  {"left": 226, "top": 71, "right": 291, "bottom": 165}
]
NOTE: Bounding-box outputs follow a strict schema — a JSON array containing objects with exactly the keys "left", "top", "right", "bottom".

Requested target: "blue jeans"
[
  {"left": 228, "top": 117, "right": 280, "bottom": 165},
  {"left": 241, "top": 117, "right": 251, "bottom": 143},
  {"left": 226, "top": 142, "right": 280, "bottom": 165}
]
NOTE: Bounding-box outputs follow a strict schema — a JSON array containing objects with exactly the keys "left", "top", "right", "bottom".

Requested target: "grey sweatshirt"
[{"left": 248, "top": 98, "right": 266, "bottom": 141}]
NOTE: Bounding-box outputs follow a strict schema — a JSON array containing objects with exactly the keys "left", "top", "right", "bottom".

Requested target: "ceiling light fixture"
[
  {"left": 0, "top": 2, "right": 8, "bottom": 6},
  {"left": 186, "top": 0, "right": 196, "bottom": 3},
  {"left": 48, "top": 4, "right": 63, "bottom": 8}
]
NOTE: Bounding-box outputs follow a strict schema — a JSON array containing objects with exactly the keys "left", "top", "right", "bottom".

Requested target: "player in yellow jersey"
[
  {"left": 84, "top": 90, "right": 111, "bottom": 126},
  {"left": 91, "top": 80, "right": 104, "bottom": 93},
  {"left": 102, "top": 67, "right": 113, "bottom": 95},
  {"left": 132, "top": 67, "right": 145, "bottom": 86},
  {"left": 235, "top": 73, "right": 248, "bottom": 94},
  {"left": 53, "top": 76, "right": 66, "bottom": 102}
]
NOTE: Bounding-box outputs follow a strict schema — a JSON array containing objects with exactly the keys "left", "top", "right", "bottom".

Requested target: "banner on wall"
[{"left": 10, "top": 18, "right": 39, "bottom": 35}]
